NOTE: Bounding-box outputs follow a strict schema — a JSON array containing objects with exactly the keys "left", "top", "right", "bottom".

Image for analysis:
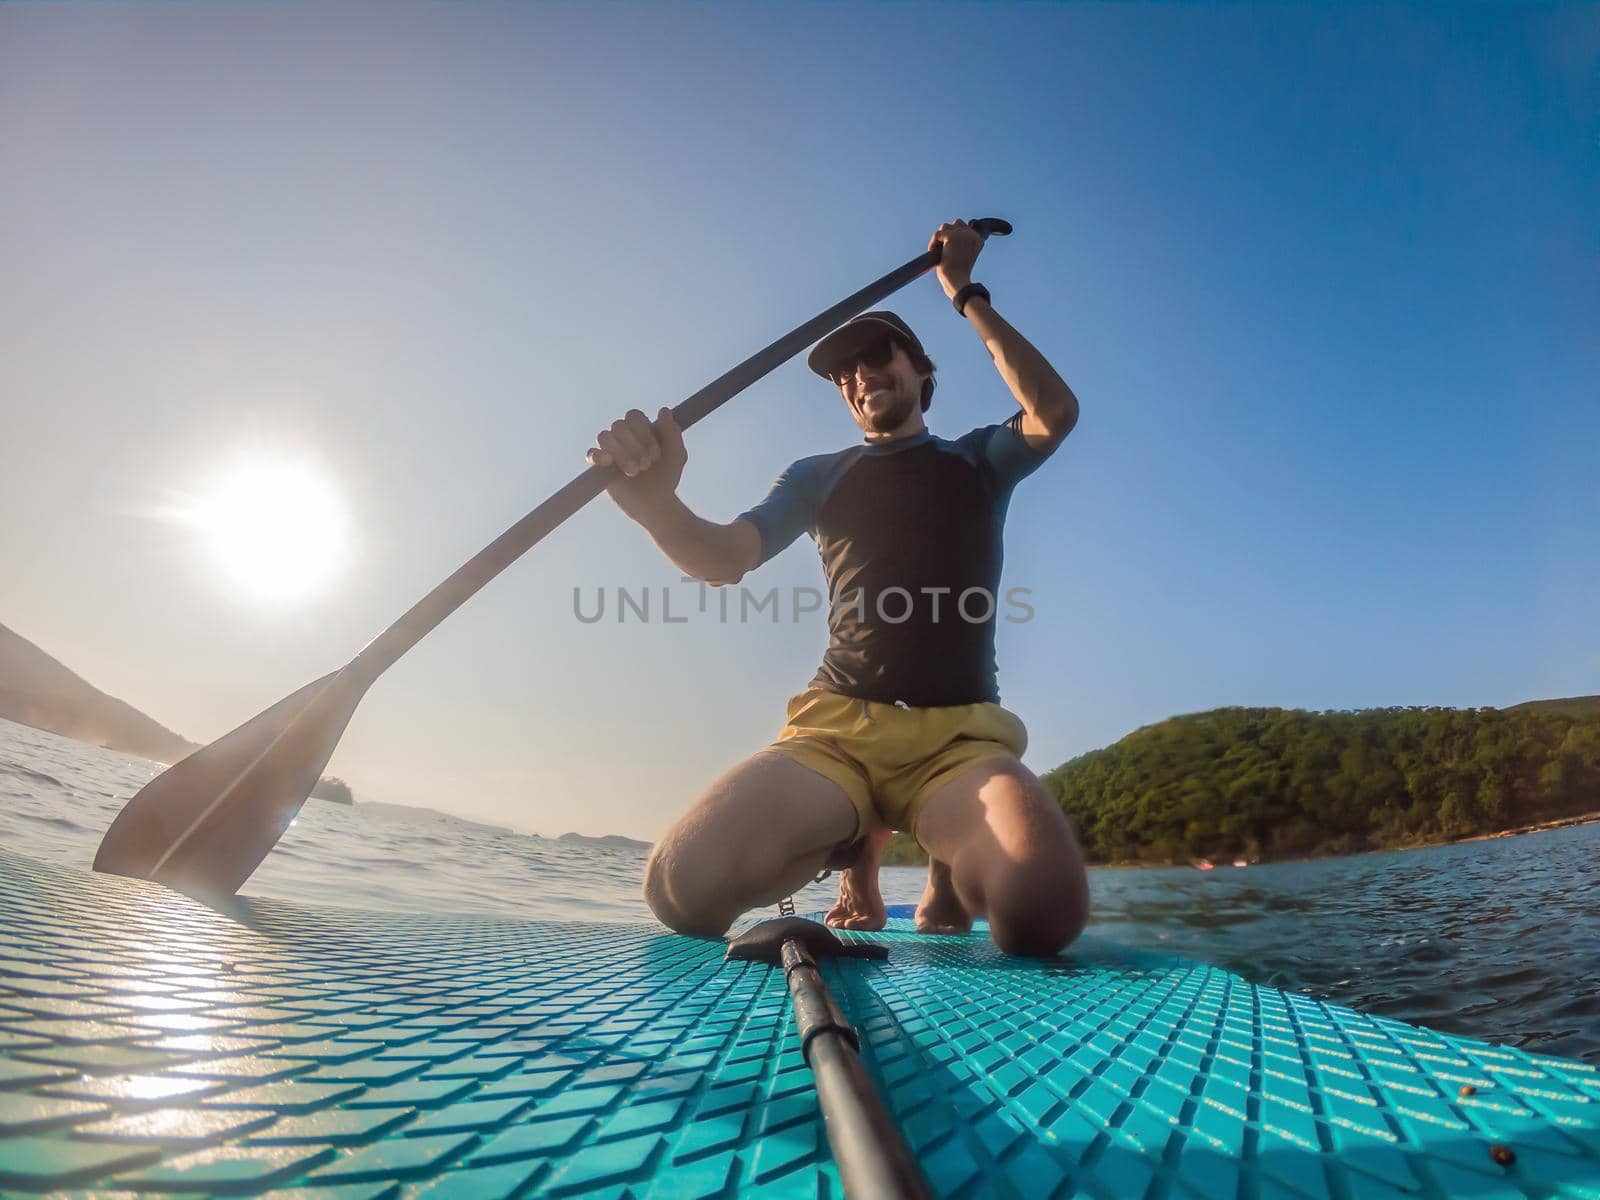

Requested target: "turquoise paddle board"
[{"left": 0, "top": 845, "right": 1596, "bottom": 1197}]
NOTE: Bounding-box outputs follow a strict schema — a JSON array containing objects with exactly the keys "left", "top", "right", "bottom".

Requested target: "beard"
[{"left": 860, "top": 388, "right": 918, "bottom": 434}]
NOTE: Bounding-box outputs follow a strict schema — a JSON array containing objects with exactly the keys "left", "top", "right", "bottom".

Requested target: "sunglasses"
[{"left": 827, "top": 337, "right": 901, "bottom": 385}]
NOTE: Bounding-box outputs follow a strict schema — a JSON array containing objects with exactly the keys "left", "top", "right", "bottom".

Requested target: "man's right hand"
[{"left": 586, "top": 407, "right": 687, "bottom": 522}]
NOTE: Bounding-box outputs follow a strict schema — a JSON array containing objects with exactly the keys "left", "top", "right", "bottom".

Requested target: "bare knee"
[
  {"left": 987, "top": 861, "right": 1090, "bottom": 957},
  {"left": 975, "top": 836, "right": 1091, "bottom": 958},
  {"left": 642, "top": 751, "right": 858, "bottom": 940},
  {"left": 643, "top": 844, "right": 735, "bottom": 940},
  {"left": 921, "top": 762, "right": 1091, "bottom": 956}
]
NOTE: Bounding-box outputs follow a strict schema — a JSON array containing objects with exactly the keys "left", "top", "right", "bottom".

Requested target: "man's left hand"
[{"left": 929, "top": 219, "right": 984, "bottom": 298}]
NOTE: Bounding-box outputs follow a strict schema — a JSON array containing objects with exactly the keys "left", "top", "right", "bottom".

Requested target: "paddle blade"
[{"left": 93, "top": 668, "right": 369, "bottom": 896}]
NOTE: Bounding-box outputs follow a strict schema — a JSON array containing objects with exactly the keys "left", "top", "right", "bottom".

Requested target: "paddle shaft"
[
  {"left": 352, "top": 219, "right": 1010, "bottom": 681},
  {"left": 781, "top": 939, "right": 933, "bottom": 1199}
]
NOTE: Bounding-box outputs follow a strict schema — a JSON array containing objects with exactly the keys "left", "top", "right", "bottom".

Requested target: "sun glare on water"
[{"left": 193, "top": 460, "right": 347, "bottom": 604}]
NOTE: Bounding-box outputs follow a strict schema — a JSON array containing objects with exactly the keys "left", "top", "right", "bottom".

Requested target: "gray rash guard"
[{"left": 736, "top": 413, "right": 1047, "bottom": 707}]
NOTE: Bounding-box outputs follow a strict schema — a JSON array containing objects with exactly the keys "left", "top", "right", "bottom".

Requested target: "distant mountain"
[
  {"left": 557, "top": 832, "right": 651, "bottom": 851},
  {"left": 0, "top": 622, "right": 198, "bottom": 763},
  {"left": 311, "top": 776, "right": 355, "bottom": 805},
  {"left": 0, "top": 622, "right": 354, "bottom": 803}
]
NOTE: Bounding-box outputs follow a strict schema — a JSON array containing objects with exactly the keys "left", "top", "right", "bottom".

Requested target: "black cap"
[{"left": 806, "top": 311, "right": 926, "bottom": 379}]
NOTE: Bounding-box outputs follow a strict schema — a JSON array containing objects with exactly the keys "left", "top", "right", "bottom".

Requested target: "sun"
[{"left": 193, "top": 460, "right": 347, "bottom": 603}]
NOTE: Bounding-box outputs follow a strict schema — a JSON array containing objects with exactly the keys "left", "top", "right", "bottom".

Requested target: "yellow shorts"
[{"left": 763, "top": 687, "right": 1029, "bottom": 841}]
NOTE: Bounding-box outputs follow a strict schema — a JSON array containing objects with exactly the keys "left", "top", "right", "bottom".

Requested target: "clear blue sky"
[{"left": 3, "top": 3, "right": 1595, "bottom": 839}]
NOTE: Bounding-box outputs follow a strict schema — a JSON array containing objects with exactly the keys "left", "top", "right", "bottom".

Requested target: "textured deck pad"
[{"left": 0, "top": 848, "right": 1597, "bottom": 1198}]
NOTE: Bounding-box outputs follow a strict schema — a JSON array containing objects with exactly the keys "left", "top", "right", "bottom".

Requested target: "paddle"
[
  {"left": 726, "top": 918, "right": 931, "bottom": 1199},
  {"left": 94, "top": 217, "right": 1015, "bottom": 895}
]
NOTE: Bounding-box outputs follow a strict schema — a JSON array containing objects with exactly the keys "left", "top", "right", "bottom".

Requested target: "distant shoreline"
[
  {"left": 1452, "top": 809, "right": 1600, "bottom": 846},
  {"left": 882, "top": 809, "right": 1600, "bottom": 872},
  {"left": 1093, "top": 809, "right": 1600, "bottom": 871}
]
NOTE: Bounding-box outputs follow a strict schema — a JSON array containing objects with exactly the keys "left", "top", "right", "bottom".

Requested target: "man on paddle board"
[{"left": 588, "top": 220, "right": 1087, "bottom": 956}]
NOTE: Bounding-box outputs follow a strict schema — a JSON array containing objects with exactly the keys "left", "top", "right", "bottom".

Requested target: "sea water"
[{"left": 2, "top": 717, "right": 1595, "bottom": 1063}]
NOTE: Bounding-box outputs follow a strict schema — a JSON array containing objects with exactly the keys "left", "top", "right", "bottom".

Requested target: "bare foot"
[
  {"left": 915, "top": 858, "right": 973, "bottom": 935},
  {"left": 824, "top": 828, "right": 890, "bottom": 931}
]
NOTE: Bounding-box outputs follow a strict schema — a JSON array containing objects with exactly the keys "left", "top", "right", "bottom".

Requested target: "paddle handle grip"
[
  {"left": 354, "top": 218, "right": 1012, "bottom": 678},
  {"left": 669, "top": 217, "right": 1009, "bottom": 432}
]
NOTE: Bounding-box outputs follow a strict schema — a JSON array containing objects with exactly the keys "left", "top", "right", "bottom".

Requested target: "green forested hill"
[{"left": 1040, "top": 703, "right": 1600, "bottom": 864}]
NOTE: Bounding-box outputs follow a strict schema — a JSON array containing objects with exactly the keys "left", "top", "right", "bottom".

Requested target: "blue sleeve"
[
  {"left": 736, "top": 458, "right": 820, "bottom": 567},
  {"left": 960, "top": 412, "right": 1051, "bottom": 492}
]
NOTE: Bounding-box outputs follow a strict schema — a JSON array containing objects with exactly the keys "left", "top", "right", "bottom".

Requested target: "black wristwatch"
[{"left": 952, "top": 281, "right": 991, "bottom": 317}]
